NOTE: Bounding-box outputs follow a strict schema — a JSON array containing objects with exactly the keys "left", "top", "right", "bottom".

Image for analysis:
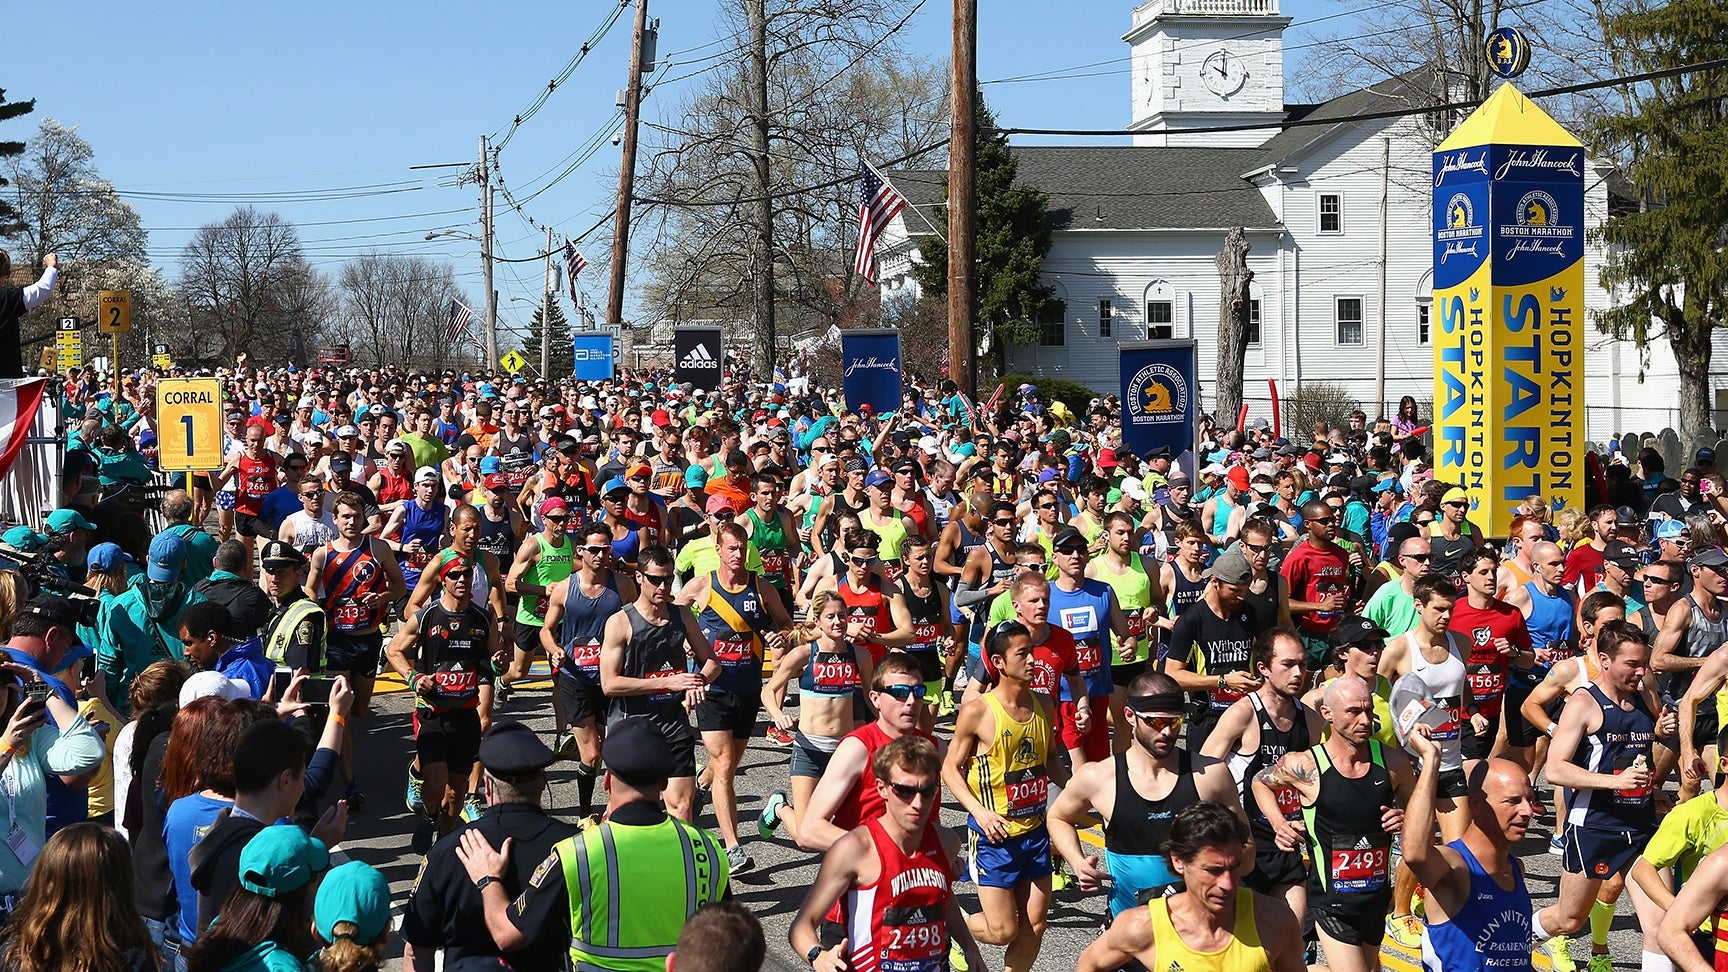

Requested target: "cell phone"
[
  {"left": 298, "top": 677, "right": 334, "bottom": 706},
  {"left": 23, "top": 682, "right": 49, "bottom": 706},
  {"left": 80, "top": 656, "right": 96, "bottom": 682}
]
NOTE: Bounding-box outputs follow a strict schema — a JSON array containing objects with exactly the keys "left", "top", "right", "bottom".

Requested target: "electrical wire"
[{"left": 490, "top": 0, "right": 633, "bottom": 151}]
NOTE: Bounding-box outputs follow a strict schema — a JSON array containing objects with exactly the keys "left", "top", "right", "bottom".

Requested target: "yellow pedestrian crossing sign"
[{"left": 500, "top": 349, "right": 528, "bottom": 374}]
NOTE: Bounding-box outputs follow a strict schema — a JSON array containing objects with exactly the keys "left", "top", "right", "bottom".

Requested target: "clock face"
[{"left": 1202, "top": 50, "right": 1247, "bottom": 96}]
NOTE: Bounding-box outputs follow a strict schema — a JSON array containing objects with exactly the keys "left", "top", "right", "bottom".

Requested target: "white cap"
[
  {"left": 298, "top": 396, "right": 316, "bottom": 409},
  {"left": 1122, "top": 478, "right": 1149, "bottom": 502},
  {"left": 179, "top": 671, "right": 249, "bottom": 707},
  {"left": 918, "top": 435, "right": 940, "bottom": 456},
  {"left": 414, "top": 466, "right": 440, "bottom": 484}
]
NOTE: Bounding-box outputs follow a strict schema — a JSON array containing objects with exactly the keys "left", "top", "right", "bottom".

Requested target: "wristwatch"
[
  {"left": 806, "top": 944, "right": 823, "bottom": 967},
  {"left": 474, "top": 875, "right": 501, "bottom": 892}
]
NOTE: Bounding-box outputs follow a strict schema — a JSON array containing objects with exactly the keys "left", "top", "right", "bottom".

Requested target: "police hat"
[
  {"left": 259, "top": 540, "right": 307, "bottom": 570},
  {"left": 478, "top": 720, "right": 556, "bottom": 777},
  {"left": 603, "top": 716, "right": 677, "bottom": 787}
]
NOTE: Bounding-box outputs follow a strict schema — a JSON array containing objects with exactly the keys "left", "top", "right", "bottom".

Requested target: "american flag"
[
  {"left": 853, "top": 163, "right": 908, "bottom": 283},
  {"left": 446, "top": 299, "right": 474, "bottom": 345},
  {"left": 563, "top": 238, "right": 587, "bottom": 306}
]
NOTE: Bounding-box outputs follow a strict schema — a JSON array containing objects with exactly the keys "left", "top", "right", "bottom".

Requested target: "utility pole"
[
  {"left": 607, "top": 0, "right": 650, "bottom": 329},
  {"left": 949, "top": 0, "right": 978, "bottom": 400},
  {"left": 542, "top": 225, "right": 554, "bottom": 378},
  {"left": 746, "top": 0, "right": 776, "bottom": 378},
  {"left": 1374, "top": 136, "right": 1389, "bottom": 419},
  {"left": 479, "top": 135, "right": 498, "bottom": 366}
]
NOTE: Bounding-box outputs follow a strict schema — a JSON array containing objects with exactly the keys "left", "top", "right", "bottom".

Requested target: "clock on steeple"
[{"left": 1125, "top": 0, "right": 1292, "bottom": 147}]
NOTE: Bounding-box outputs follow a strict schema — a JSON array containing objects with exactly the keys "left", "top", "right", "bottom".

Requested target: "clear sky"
[{"left": 5, "top": 0, "right": 1339, "bottom": 345}]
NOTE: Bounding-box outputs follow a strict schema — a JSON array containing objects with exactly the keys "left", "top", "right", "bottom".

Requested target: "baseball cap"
[
  {"left": 328, "top": 453, "right": 353, "bottom": 472},
  {"left": 705, "top": 493, "right": 741, "bottom": 515},
  {"left": 1691, "top": 547, "right": 1728, "bottom": 570},
  {"left": 1372, "top": 477, "right": 1403, "bottom": 495},
  {"left": 626, "top": 461, "right": 653, "bottom": 480},
  {"left": 179, "top": 670, "right": 249, "bottom": 707},
  {"left": 1656, "top": 519, "right": 1689, "bottom": 541},
  {"left": 414, "top": 466, "right": 440, "bottom": 485},
  {"left": 385, "top": 439, "right": 408, "bottom": 455},
  {"left": 1051, "top": 527, "right": 1089, "bottom": 554},
  {"left": 1226, "top": 467, "right": 1250, "bottom": 489},
  {"left": 1204, "top": 548, "right": 1253, "bottom": 585},
  {"left": 86, "top": 543, "right": 133, "bottom": 573},
  {"left": 478, "top": 456, "right": 502, "bottom": 475},
  {"left": 1603, "top": 540, "right": 1642, "bottom": 570},
  {"left": 238, "top": 826, "right": 329, "bottom": 899},
  {"left": 1097, "top": 448, "right": 1118, "bottom": 469},
  {"left": 259, "top": 541, "right": 307, "bottom": 570},
  {"left": 297, "top": 396, "right": 316, "bottom": 409},
  {"left": 21, "top": 594, "right": 82, "bottom": 628},
  {"left": 1329, "top": 615, "right": 1389, "bottom": 648},
  {"left": 651, "top": 409, "right": 672, "bottom": 428},
  {"left": 1199, "top": 463, "right": 1226, "bottom": 479},
  {"left": 1, "top": 526, "right": 48, "bottom": 553},
  {"left": 147, "top": 532, "right": 188, "bottom": 583},
  {"left": 1699, "top": 448, "right": 1717, "bottom": 464},
  {"left": 45, "top": 509, "right": 97, "bottom": 534},
  {"left": 314, "top": 861, "right": 392, "bottom": 945},
  {"left": 602, "top": 477, "right": 629, "bottom": 498},
  {"left": 918, "top": 435, "right": 940, "bottom": 456},
  {"left": 335, "top": 425, "right": 359, "bottom": 439}
]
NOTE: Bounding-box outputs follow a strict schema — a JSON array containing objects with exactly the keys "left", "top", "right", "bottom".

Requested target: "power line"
[{"left": 490, "top": 0, "right": 634, "bottom": 151}]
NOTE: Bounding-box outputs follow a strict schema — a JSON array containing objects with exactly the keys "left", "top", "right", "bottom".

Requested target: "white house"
[{"left": 876, "top": 0, "right": 1716, "bottom": 443}]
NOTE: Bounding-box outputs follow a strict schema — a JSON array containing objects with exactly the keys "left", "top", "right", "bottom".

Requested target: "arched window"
[
  {"left": 1143, "top": 280, "right": 1176, "bottom": 340},
  {"left": 1415, "top": 270, "right": 1434, "bottom": 346}
]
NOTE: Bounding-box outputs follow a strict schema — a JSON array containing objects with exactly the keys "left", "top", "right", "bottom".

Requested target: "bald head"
[
  {"left": 1472, "top": 757, "right": 1532, "bottom": 800},
  {"left": 1530, "top": 541, "right": 1561, "bottom": 564},
  {"left": 1322, "top": 675, "right": 1370, "bottom": 711}
]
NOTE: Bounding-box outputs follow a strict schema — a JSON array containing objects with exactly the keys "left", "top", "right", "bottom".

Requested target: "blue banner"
[
  {"left": 1119, "top": 340, "right": 1197, "bottom": 479},
  {"left": 571, "top": 332, "right": 614, "bottom": 382},
  {"left": 840, "top": 329, "right": 902, "bottom": 414}
]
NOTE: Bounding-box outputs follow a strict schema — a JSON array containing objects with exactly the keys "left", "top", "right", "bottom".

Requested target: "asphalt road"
[{"left": 337, "top": 668, "right": 1657, "bottom": 970}]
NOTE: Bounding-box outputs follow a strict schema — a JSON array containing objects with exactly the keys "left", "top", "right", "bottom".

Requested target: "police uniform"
[
  {"left": 402, "top": 720, "right": 580, "bottom": 971},
  {"left": 503, "top": 717, "right": 730, "bottom": 971},
  {"left": 259, "top": 541, "right": 327, "bottom": 674}
]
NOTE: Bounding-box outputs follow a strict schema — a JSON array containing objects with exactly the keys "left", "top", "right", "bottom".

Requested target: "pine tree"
[
  {"left": 0, "top": 90, "right": 36, "bottom": 238},
  {"left": 912, "top": 103, "right": 1063, "bottom": 376},
  {"left": 1593, "top": 0, "right": 1728, "bottom": 440},
  {"left": 520, "top": 293, "right": 575, "bottom": 378}
]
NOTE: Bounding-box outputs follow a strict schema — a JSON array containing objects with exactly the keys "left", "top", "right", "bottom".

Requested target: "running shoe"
[
  {"left": 553, "top": 733, "right": 578, "bottom": 759},
  {"left": 726, "top": 844, "right": 756, "bottom": 875},
  {"left": 1385, "top": 914, "right": 1423, "bottom": 951},
  {"left": 1587, "top": 953, "right": 1612, "bottom": 972},
  {"left": 405, "top": 762, "right": 426, "bottom": 816},
  {"left": 462, "top": 796, "right": 484, "bottom": 824},
  {"left": 1549, "top": 834, "right": 1565, "bottom": 856},
  {"left": 344, "top": 783, "right": 366, "bottom": 814},
  {"left": 939, "top": 691, "right": 958, "bottom": 717},
  {"left": 411, "top": 816, "right": 437, "bottom": 855},
  {"left": 495, "top": 683, "right": 514, "bottom": 705},
  {"left": 1051, "top": 858, "right": 1073, "bottom": 892},
  {"left": 765, "top": 724, "right": 795, "bottom": 747},
  {"left": 1543, "top": 935, "right": 1577, "bottom": 972},
  {"left": 947, "top": 942, "right": 969, "bottom": 972},
  {"left": 759, "top": 790, "right": 789, "bottom": 838}
]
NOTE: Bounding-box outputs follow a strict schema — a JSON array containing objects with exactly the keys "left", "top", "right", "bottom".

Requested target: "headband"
[{"left": 1126, "top": 692, "right": 1184, "bottom": 716}]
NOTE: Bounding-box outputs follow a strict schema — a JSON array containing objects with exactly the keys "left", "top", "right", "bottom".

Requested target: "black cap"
[
  {"left": 1051, "top": 527, "right": 1089, "bottom": 554},
  {"left": 1603, "top": 540, "right": 1642, "bottom": 569},
  {"left": 478, "top": 720, "right": 556, "bottom": 776},
  {"left": 23, "top": 594, "right": 81, "bottom": 627},
  {"left": 259, "top": 540, "right": 307, "bottom": 570},
  {"left": 1329, "top": 615, "right": 1388, "bottom": 648},
  {"left": 603, "top": 716, "right": 677, "bottom": 786},
  {"left": 1327, "top": 474, "right": 1352, "bottom": 490},
  {"left": 1691, "top": 547, "right": 1728, "bottom": 570}
]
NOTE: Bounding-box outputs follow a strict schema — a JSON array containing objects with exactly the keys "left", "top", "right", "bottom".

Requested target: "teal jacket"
[
  {"left": 93, "top": 577, "right": 208, "bottom": 710},
  {"left": 161, "top": 523, "right": 219, "bottom": 586}
]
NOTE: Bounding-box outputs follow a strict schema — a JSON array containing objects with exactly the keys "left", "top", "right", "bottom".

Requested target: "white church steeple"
[{"left": 1125, "top": 0, "right": 1292, "bottom": 147}]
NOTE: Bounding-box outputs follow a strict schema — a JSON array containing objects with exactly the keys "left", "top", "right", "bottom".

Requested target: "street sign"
[
  {"left": 156, "top": 377, "right": 224, "bottom": 471},
  {"left": 499, "top": 349, "right": 528, "bottom": 374},
  {"left": 98, "top": 291, "right": 133, "bottom": 334},
  {"left": 58, "top": 317, "right": 79, "bottom": 332}
]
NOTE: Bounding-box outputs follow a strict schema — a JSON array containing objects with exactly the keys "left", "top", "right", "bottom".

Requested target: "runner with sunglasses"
[
  {"left": 499, "top": 496, "right": 575, "bottom": 702},
  {"left": 1050, "top": 670, "right": 1247, "bottom": 919},
  {"left": 791, "top": 735, "right": 984, "bottom": 972},
  {"left": 675, "top": 521, "right": 794, "bottom": 875},
  {"left": 539, "top": 523, "right": 637, "bottom": 814},
  {"left": 598, "top": 543, "right": 719, "bottom": 824},
  {"left": 954, "top": 501, "right": 1025, "bottom": 690},
  {"left": 893, "top": 535, "right": 954, "bottom": 733}
]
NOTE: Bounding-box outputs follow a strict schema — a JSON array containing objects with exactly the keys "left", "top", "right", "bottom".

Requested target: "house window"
[
  {"left": 1247, "top": 299, "right": 1261, "bottom": 346},
  {"left": 1099, "top": 298, "right": 1113, "bottom": 338},
  {"left": 1319, "top": 193, "right": 1342, "bottom": 234},
  {"left": 1147, "top": 300, "right": 1174, "bottom": 340},
  {"left": 1039, "top": 306, "right": 1065, "bottom": 347},
  {"left": 1417, "top": 300, "right": 1431, "bottom": 345},
  {"left": 1336, "top": 297, "right": 1364, "bottom": 345}
]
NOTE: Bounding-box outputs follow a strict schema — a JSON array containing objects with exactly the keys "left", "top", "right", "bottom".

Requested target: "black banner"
[{"left": 674, "top": 326, "right": 724, "bottom": 392}]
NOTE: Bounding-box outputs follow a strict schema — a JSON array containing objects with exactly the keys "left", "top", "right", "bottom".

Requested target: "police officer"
[
  {"left": 258, "top": 540, "right": 325, "bottom": 681},
  {"left": 402, "top": 720, "right": 578, "bottom": 972},
  {"left": 456, "top": 715, "right": 731, "bottom": 972}
]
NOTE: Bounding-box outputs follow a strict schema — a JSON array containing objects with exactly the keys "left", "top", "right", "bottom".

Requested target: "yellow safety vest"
[{"left": 555, "top": 816, "right": 730, "bottom": 972}]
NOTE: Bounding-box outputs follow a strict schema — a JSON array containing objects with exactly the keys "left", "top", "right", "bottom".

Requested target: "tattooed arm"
[{"left": 1249, "top": 750, "right": 1318, "bottom": 853}]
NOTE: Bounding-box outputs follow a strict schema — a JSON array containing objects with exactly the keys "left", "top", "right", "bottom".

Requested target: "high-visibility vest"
[
  {"left": 263, "top": 598, "right": 324, "bottom": 665},
  {"left": 555, "top": 816, "right": 729, "bottom": 972}
]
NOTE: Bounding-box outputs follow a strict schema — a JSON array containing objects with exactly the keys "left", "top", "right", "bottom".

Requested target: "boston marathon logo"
[
  {"left": 1501, "top": 189, "right": 1575, "bottom": 261},
  {"left": 1438, "top": 193, "right": 1482, "bottom": 264},
  {"left": 1127, "top": 363, "right": 1187, "bottom": 427}
]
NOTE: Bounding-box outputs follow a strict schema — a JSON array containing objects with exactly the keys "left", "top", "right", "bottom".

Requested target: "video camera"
[{"left": 0, "top": 542, "right": 101, "bottom": 620}]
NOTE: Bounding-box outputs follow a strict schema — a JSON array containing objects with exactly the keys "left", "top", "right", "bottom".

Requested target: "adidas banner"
[
  {"left": 839, "top": 329, "right": 902, "bottom": 415},
  {"left": 674, "top": 326, "right": 725, "bottom": 392}
]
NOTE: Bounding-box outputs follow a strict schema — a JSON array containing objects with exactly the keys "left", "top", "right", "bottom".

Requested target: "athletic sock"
[
  {"left": 1641, "top": 950, "right": 1673, "bottom": 972},
  {"left": 1589, "top": 898, "right": 1614, "bottom": 949},
  {"left": 575, "top": 762, "right": 598, "bottom": 816},
  {"left": 1531, "top": 908, "right": 1555, "bottom": 944}
]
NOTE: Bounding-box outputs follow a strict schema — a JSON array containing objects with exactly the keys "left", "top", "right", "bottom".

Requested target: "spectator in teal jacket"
[{"left": 92, "top": 532, "right": 207, "bottom": 713}]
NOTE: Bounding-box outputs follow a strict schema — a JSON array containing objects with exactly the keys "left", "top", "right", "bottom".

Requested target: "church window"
[
  {"left": 1319, "top": 193, "right": 1342, "bottom": 234},
  {"left": 1147, "top": 300, "right": 1173, "bottom": 340},
  {"left": 1336, "top": 297, "right": 1364, "bottom": 345}
]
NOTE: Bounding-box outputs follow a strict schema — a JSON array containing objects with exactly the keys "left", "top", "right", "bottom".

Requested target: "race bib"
[
  {"left": 569, "top": 640, "right": 602, "bottom": 674},
  {"left": 1329, "top": 833, "right": 1392, "bottom": 894},
  {"left": 712, "top": 635, "right": 756, "bottom": 669},
  {"left": 880, "top": 904, "right": 946, "bottom": 972},
  {"left": 430, "top": 668, "right": 480, "bottom": 703},
  {"left": 760, "top": 548, "right": 790, "bottom": 579},
  {"left": 1466, "top": 662, "right": 1504, "bottom": 701},
  {"left": 1004, "top": 765, "right": 1049, "bottom": 819},
  {"left": 1124, "top": 611, "right": 1148, "bottom": 638},
  {"left": 406, "top": 548, "right": 434, "bottom": 571},
  {"left": 884, "top": 561, "right": 906, "bottom": 584},
  {"left": 1073, "top": 638, "right": 1104, "bottom": 674},
  {"left": 1209, "top": 682, "right": 1247, "bottom": 712},
  {"left": 1274, "top": 784, "right": 1303, "bottom": 820},
  {"left": 645, "top": 667, "right": 681, "bottom": 705},
  {"left": 910, "top": 622, "right": 942, "bottom": 654},
  {"left": 1433, "top": 695, "right": 1463, "bottom": 740},
  {"left": 1614, "top": 752, "right": 1654, "bottom": 803},
  {"left": 811, "top": 656, "right": 860, "bottom": 691},
  {"left": 332, "top": 598, "right": 371, "bottom": 633}
]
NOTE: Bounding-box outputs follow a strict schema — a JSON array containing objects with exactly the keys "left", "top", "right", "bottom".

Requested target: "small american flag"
[
  {"left": 563, "top": 238, "right": 587, "bottom": 306},
  {"left": 446, "top": 299, "right": 474, "bottom": 345},
  {"left": 854, "top": 163, "right": 908, "bottom": 283}
]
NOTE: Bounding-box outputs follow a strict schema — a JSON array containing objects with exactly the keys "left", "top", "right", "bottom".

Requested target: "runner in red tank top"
[
  {"left": 213, "top": 423, "right": 279, "bottom": 555},
  {"left": 832, "top": 529, "right": 914, "bottom": 663},
  {"left": 790, "top": 736, "right": 984, "bottom": 972}
]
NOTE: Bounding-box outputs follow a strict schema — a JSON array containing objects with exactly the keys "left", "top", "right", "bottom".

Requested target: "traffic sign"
[
  {"left": 98, "top": 291, "right": 132, "bottom": 334},
  {"left": 499, "top": 349, "right": 528, "bottom": 374},
  {"left": 156, "top": 377, "right": 224, "bottom": 471}
]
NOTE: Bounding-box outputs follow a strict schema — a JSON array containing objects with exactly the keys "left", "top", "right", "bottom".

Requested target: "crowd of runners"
[{"left": 4, "top": 346, "right": 1728, "bottom": 972}]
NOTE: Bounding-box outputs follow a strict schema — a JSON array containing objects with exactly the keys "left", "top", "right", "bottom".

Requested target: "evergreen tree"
[
  {"left": 1593, "top": 0, "right": 1728, "bottom": 439},
  {"left": 520, "top": 293, "right": 575, "bottom": 378},
  {"left": 0, "top": 89, "right": 36, "bottom": 238},
  {"left": 912, "top": 103, "right": 1063, "bottom": 376}
]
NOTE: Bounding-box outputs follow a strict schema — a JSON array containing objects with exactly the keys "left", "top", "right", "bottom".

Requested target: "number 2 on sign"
[{"left": 109, "top": 306, "right": 123, "bottom": 328}]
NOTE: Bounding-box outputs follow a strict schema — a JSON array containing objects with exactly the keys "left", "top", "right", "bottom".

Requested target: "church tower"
[{"left": 1125, "top": 0, "right": 1292, "bottom": 147}]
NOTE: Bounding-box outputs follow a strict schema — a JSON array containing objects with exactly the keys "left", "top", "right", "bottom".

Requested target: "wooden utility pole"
[
  {"left": 542, "top": 224, "right": 554, "bottom": 378},
  {"left": 948, "top": 0, "right": 978, "bottom": 399},
  {"left": 480, "top": 135, "right": 497, "bottom": 366},
  {"left": 607, "top": 0, "right": 650, "bottom": 329},
  {"left": 746, "top": 0, "right": 776, "bottom": 379}
]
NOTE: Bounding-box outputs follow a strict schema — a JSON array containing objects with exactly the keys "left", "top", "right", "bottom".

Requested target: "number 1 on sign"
[{"left": 181, "top": 415, "right": 194, "bottom": 454}]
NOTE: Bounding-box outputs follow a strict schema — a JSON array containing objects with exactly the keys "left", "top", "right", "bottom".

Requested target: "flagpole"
[{"left": 864, "top": 160, "right": 947, "bottom": 244}]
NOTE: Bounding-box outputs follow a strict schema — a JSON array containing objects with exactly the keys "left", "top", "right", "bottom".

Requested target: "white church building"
[{"left": 875, "top": 0, "right": 1707, "bottom": 442}]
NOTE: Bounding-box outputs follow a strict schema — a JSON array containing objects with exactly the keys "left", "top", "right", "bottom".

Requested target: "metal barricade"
[{"left": 0, "top": 394, "right": 60, "bottom": 530}]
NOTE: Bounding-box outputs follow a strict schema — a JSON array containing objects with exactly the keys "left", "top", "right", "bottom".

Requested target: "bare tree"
[
  {"left": 1214, "top": 228, "right": 1254, "bottom": 425},
  {"left": 336, "top": 253, "right": 464, "bottom": 369},
  {"left": 178, "top": 207, "right": 331, "bottom": 365}
]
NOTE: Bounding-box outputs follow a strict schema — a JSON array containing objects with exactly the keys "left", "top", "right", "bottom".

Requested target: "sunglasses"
[
  {"left": 1308, "top": 516, "right": 1336, "bottom": 525},
  {"left": 877, "top": 683, "right": 929, "bottom": 702},
  {"left": 640, "top": 572, "right": 674, "bottom": 587},
  {"left": 884, "top": 780, "right": 940, "bottom": 802},
  {"left": 712, "top": 511, "right": 736, "bottom": 521},
  {"left": 544, "top": 514, "right": 569, "bottom": 523},
  {"left": 1241, "top": 541, "right": 1271, "bottom": 554},
  {"left": 1036, "top": 503, "right": 1058, "bottom": 511},
  {"left": 1130, "top": 713, "right": 1184, "bottom": 732},
  {"left": 992, "top": 518, "right": 1017, "bottom": 528},
  {"left": 582, "top": 545, "right": 610, "bottom": 556},
  {"left": 1444, "top": 501, "right": 1468, "bottom": 509},
  {"left": 1022, "top": 562, "right": 1049, "bottom": 573},
  {"left": 1402, "top": 552, "right": 1432, "bottom": 562},
  {"left": 1643, "top": 576, "right": 1675, "bottom": 586},
  {"left": 845, "top": 553, "right": 879, "bottom": 565}
]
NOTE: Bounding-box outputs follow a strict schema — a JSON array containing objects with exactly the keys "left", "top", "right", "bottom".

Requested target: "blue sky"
[{"left": 5, "top": 0, "right": 1336, "bottom": 343}]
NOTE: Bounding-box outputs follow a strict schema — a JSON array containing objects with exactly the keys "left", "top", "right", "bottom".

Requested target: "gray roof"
[
  {"left": 889, "top": 144, "right": 1278, "bottom": 234},
  {"left": 1254, "top": 65, "right": 1443, "bottom": 168}
]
